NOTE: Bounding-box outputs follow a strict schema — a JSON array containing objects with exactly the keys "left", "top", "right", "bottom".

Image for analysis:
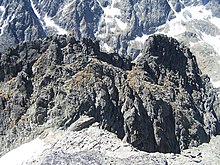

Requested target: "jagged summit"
[
  {"left": 1, "top": 0, "right": 220, "bottom": 90},
  {"left": 135, "top": 34, "right": 202, "bottom": 93},
  {"left": 0, "top": 34, "right": 219, "bottom": 156}
]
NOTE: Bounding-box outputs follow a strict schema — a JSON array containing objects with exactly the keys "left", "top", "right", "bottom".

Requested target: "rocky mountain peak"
[
  {"left": 0, "top": 34, "right": 219, "bottom": 156},
  {"left": 0, "top": 0, "right": 220, "bottom": 91},
  {"left": 135, "top": 35, "right": 202, "bottom": 93}
]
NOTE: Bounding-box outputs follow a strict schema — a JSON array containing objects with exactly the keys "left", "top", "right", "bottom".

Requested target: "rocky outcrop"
[
  {"left": 0, "top": 34, "right": 219, "bottom": 155},
  {"left": 1, "top": 125, "right": 220, "bottom": 165}
]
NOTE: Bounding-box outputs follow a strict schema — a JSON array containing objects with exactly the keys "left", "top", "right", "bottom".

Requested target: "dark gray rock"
[
  {"left": 0, "top": 0, "right": 46, "bottom": 52},
  {"left": 68, "top": 115, "right": 96, "bottom": 131},
  {"left": 0, "top": 34, "right": 219, "bottom": 156}
]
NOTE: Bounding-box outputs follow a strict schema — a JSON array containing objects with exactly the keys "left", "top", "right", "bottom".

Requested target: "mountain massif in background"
[
  {"left": 0, "top": 0, "right": 220, "bottom": 87},
  {"left": 0, "top": 0, "right": 220, "bottom": 164}
]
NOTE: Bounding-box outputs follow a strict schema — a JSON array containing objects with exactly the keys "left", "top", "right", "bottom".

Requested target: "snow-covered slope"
[
  {"left": 0, "top": 125, "right": 147, "bottom": 165},
  {"left": 0, "top": 137, "right": 50, "bottom": 165}
]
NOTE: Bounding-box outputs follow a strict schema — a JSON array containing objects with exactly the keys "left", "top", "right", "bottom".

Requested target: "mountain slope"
[
  {"left": 0, "top": 0, "right": 46, "bottom": 52},
  {"left": 157, "top": 0, "right": 220, "bottom": 88},
  {"left": 0, "top": 34, "right": 219, "bottom": 156},
  {"left": 0, "top": 0, "right": 219, "bottom": 92}
]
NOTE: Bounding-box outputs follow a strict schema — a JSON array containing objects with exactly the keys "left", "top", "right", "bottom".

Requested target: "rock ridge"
[{"left": 0, "top": 34, "right": 219, "bottom": 155}]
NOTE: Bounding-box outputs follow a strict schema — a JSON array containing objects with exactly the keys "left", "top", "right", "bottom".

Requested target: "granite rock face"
[{"left": 0, "top": 34, "right": 219, "bottom": 155}]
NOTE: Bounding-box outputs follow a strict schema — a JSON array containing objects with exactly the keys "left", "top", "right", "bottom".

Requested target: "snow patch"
[
  {"left": 0, "top": 6, "right": 5, "bottom": 13},
  {"left": 210, "top": 17, "right": 220, "bottom": 29},
  {"left": 211, "top": 80, "right": 220, "bottom": 88},
  {"left": 101, "top": 0, "right": 121, "bottom": 28},
  {"left": 103, "top": 6, "right": 121, "bottom": 17},
  {"left": 44, "top": 14, "right": 68, "bottom": 35},
  {"left": 0, "top": 11, "right": 15, "bottom": 36},
  {"left": 201, "top": 33, "right": 220, "bottom": 56},
  {"left": 96, "top": 32, "right": 106, "bottom": 39},
  {"left": 105, "top": 16, "right": 113, "bottom": 23},
  {"left": 166, "top": 0, "right": 178, "bottom": 15},
  {"left": 103, "top": 43, "right": 111, "bottom": 52},
  {"left": 103, "top": 0, "right": 121, "bottom": 18},
  {"left": 155, "top": 4, "right": 220, "bottom": 59},
  {"left": 179, "top": 0, "right": 186, "bottom": 7},
  {"left": 110, "top": 27, "right": 116, "bottom": 32},
  {"left": 166, "top": 20, "right": 187, "bottom": 36},
  {"left": 157, "top": 5, "right": 215, "bottom": 37},
  {"left": 115, "top": 18, "right": 127, "bottom": 30},
  {"left": 63, "top": 3, "right": 71, "bottom": 11},
  {"left": 63, "top": 2, "right": 74, "bottom": 12},
  {"left": 30, "top": 0, "right": 41, "bottom": 20},
  {"left": 186, "top": 6, "right": 212, "bottom": 20},
  {"left": 0, "top": 137, "right": 50, "bottom": 165},
  {"left": 96, "top": 0, "right": 127, "bottom": 39},
  {"left": 0, "top": 6, "right": 5, "bottom": 27},
  {"left": 135, "top": 34, "right": 150, "bottom": 44},
  {"left": 133, "top": 53, "right": 143, "bottom": 62},
  {"left": 30, "top": 0, "right": 46, "bottom": 32}
]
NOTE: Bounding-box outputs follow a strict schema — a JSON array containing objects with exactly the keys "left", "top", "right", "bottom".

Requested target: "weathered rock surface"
[
  {"left": 1, "top": 125, "right": 220, "bottom": 165},
  {"left": 1, "top": 0, "right": 220, "bottom": 94},
  {"left": 0, "top": 0, "right": 46, "bottom": 52},
  {"left": 0, "top": 34, "right": 219, "bottom": 156}
]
